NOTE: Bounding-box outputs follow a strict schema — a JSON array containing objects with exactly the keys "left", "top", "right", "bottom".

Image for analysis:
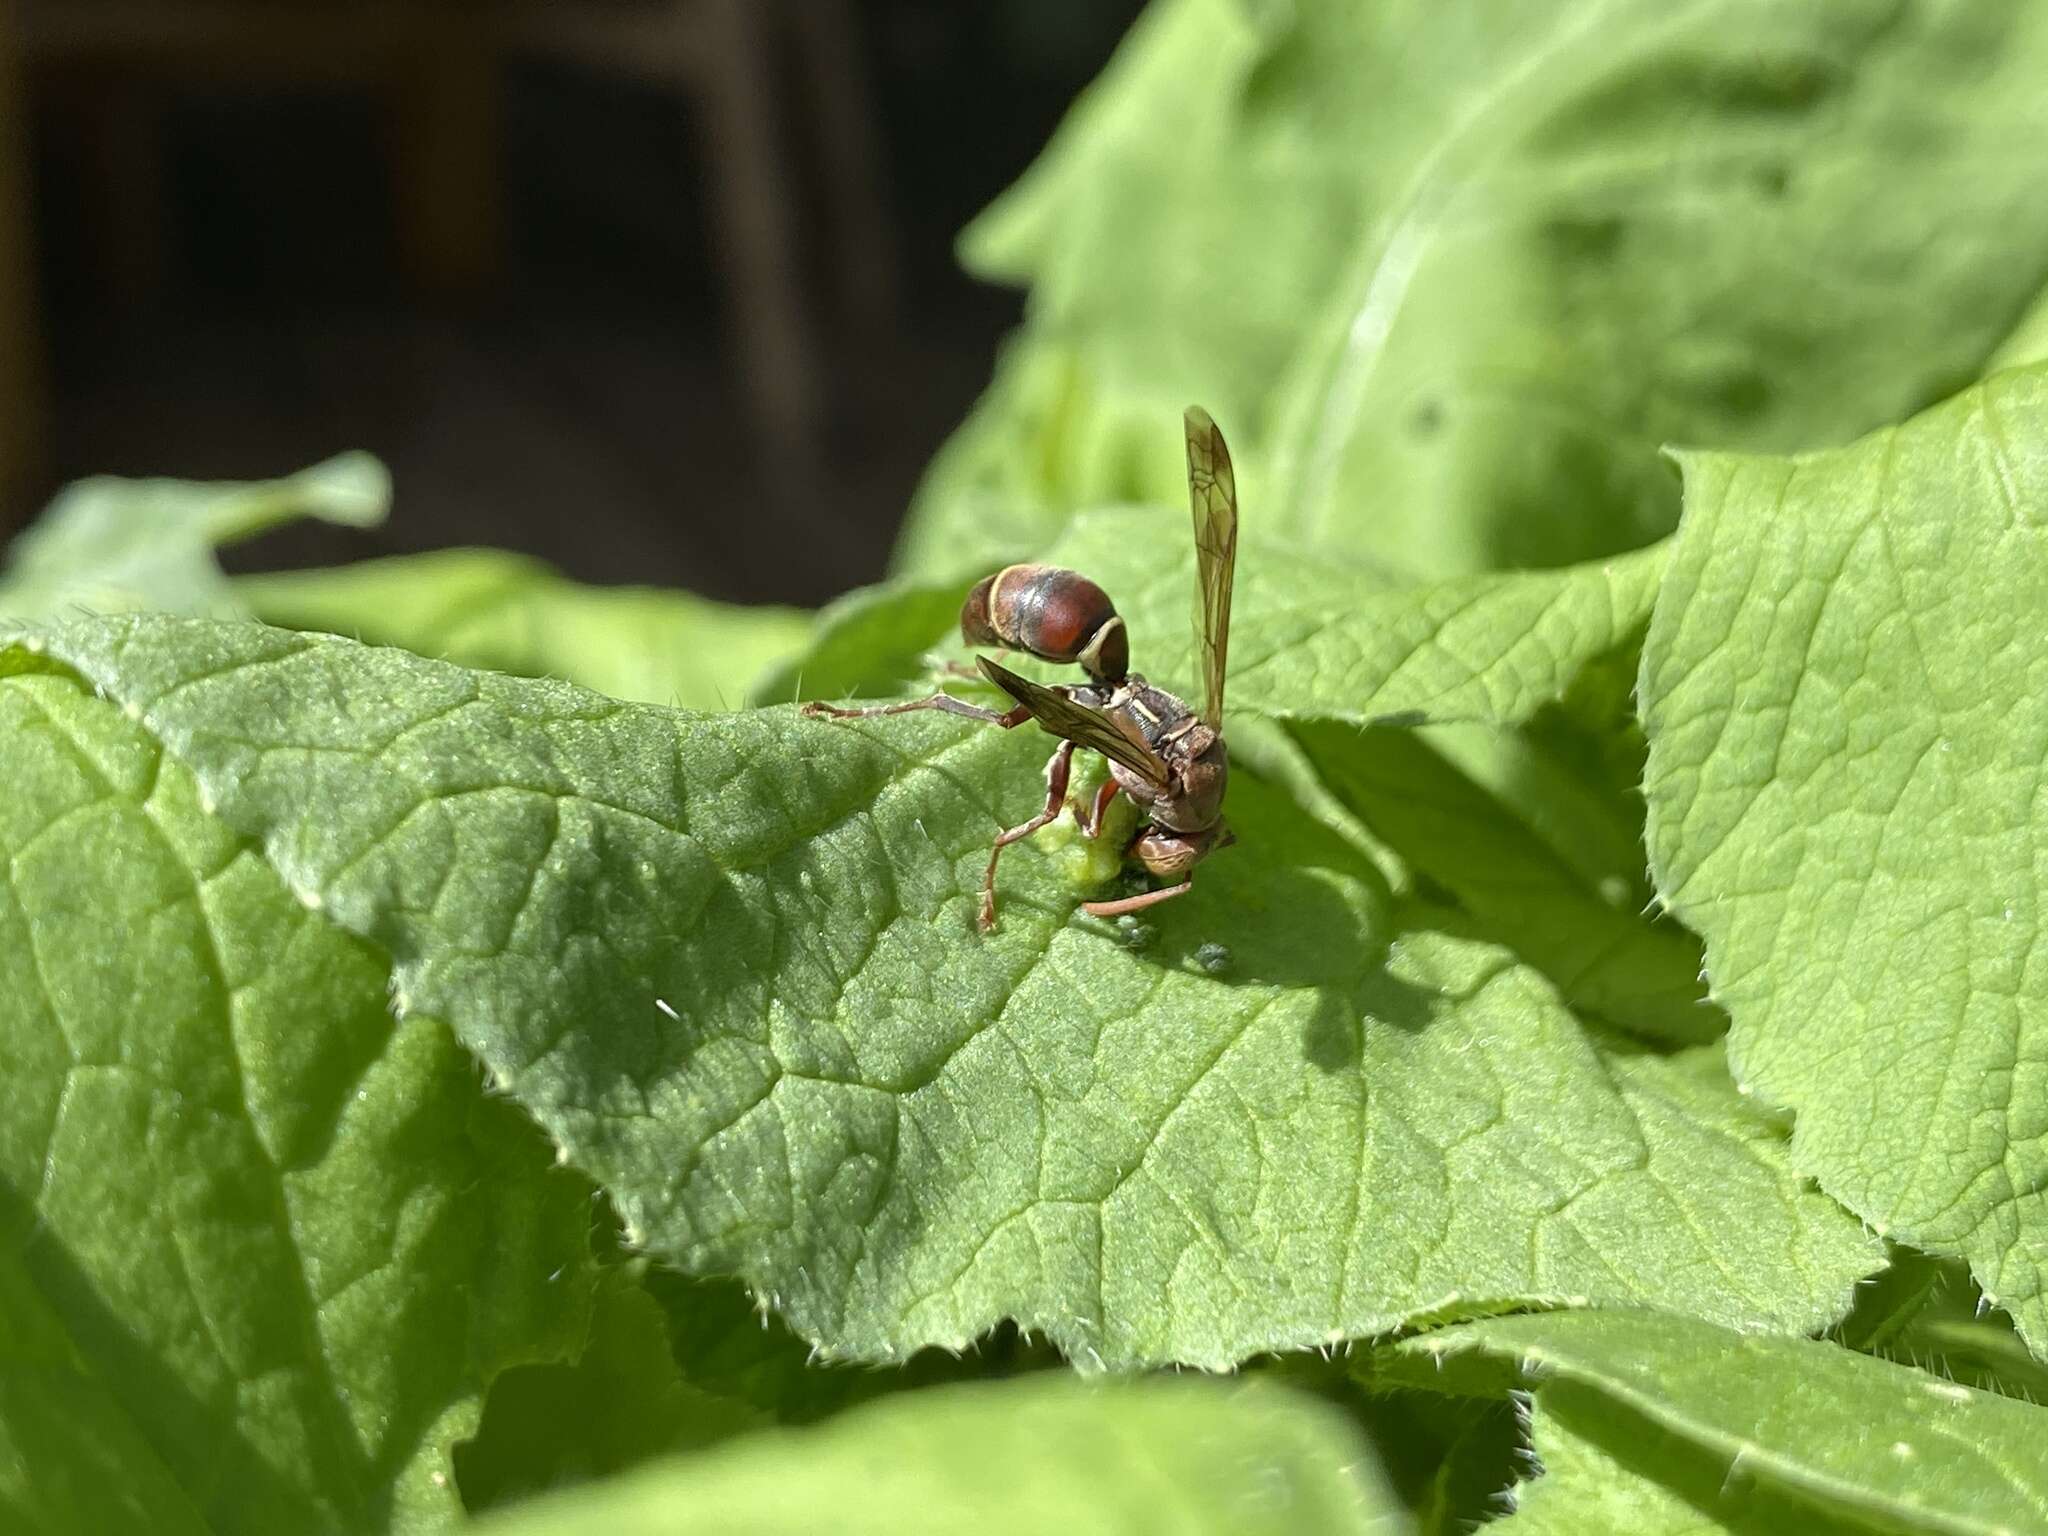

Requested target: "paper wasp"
[{"left": 804, "top": 406, "right": 1239, "bottom": 932}]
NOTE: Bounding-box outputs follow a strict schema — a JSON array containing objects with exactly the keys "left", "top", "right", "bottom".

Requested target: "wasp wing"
[
  {"left": 977, "top": 656, "right": 1171, "bottom": 786},
  {"left": 1184, "top": 405, "right": 1239, "bottom": 731}
]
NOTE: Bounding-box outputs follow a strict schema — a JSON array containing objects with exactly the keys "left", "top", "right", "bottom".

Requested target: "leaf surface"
[
  {"left": 5, "top": 617, "right": 1878, "bottom": 1370},
  {"left": 0, "top": 667, "right": 591, "bottom": 1533},
  {"left": 1384, "top": 1310, "right": 2048, "bottom": 1536},
  {"left": 1641, "top": 364, "right": 2048, "bottom": 1354},
  {"left": 469, "top": 1375, "right": 1410, "bottom": 1536},
  {"left": 904, "top": 0, "right": 2048, "bottom": 576}
]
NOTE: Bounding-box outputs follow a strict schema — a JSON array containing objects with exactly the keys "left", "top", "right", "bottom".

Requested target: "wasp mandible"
[{"left": 803, "top": 406, "right": 1240, "bottom": 932}]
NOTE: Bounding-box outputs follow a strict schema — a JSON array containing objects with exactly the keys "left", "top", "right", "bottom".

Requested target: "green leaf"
[
  {"left": 455, "top": 1262, "right": 752, "bottom": 1515},
  {"left": 1258, "top": 1354, "right": 1523, "bottom": 1536},
  {"left": 468, "top": 1375, "right": 1411, "bottom": 1536},
  {"left": 892, "top": 336, "right": 1181, "bottom": 580},
  {"left": 0, "top": 454, "right": 388, "bottom": 622},
  {"left": 1835, "top": 1249, "right": 2048, "bottom": 1406},
  {"left": 1988, "top": 290, "right": 2048, "bottom": 374},
  {"left": 238, "top": 549, "right": 810, "bottom": 710},
  {"left": 8, "top": 616, "right": 1879, "bottom": 1370},
  {"left": 0, "top": 1251, "right": 213, "bottom": 1535},
  {"left": 1289, "top": 720, "right": 1713, "bottom": 1046},
  {"left": 906, "top": 1, "right": 2048, "bottom": 576},
  {"left": 1640, "top": 364, "right": 2048, "bottom": 1356},
  {"left": 747, "top": 568, "right": 975, "bottom": 707},
  {"left": 0, "top": 666, "right": 592, "bottom": 1533},
  {"left": 1383, "top": 1310, "right": 2048, "bottom": 1536},
  {"left": 1498, "top": 1404, "right": 1733, "bottom": 1536}
]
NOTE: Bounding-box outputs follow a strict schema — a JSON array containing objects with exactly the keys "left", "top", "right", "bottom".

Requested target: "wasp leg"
[
  {"left": 1081, "top": 880, "right": 1193, "bottom": 919},
  {"left": 1074, "top": 778, "right": 1120, "bottom": 838},
  {"left": 979, "top": 741, "right": 1074, "bottom": 933},
  {"left": 803, "top": 693, "right": 1032, "bottom": 728}
]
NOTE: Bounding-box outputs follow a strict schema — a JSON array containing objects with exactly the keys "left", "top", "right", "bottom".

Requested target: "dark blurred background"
[{"left": 0, "top": 0, "right": 1142, "bottom": 605}]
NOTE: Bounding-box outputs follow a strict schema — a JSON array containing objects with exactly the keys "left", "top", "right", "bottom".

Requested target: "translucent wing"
[
  {"left": 978, "top": 656, "right": 1171, "bottom": 786},
  {"left": 1184, "top": 406, "right": 1239, "bottom": 731}
]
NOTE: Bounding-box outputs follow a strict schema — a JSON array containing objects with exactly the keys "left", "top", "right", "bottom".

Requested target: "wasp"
[{"left": 804, "top": 406, "right": 1239, "bottom": 932}]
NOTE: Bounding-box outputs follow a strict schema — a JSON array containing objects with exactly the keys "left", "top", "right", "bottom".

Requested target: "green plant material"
[
  {"left": 904, "top": 0, "right": 2048, "bottom": 578},
  {"left": 748, "top": 568, "right": 976, "bottom": 706},
  {"left": 468, "top": 1375, "right": 1410, "bottom": 1536},
  {"left": 1835, "top": 1249, "right": 2048, "bottom": 1406},
  {"left": 0, "top": 453, "right": 388, "bottom": 621},
  {"left": 1290, "top": 720, "right": 1711, "bottom": 1046},
  {"left": 1640, "top": 364, "right": 2048, "bottom": 1356},
  {"left": 6, "top": 616, "right": 1877, "bottom": 1372},
  {"left": 455, "top": 1263, "right": 748, "bottom": 1514},
  {"left": 1381, "top": 1310, "right": 2048, "bottom": 1536},
  {"left": 1498, "top": 1405, "right": 1734, "bottom": 1536},
  {"left": 0, "top": 666, "right": 593, "bottom": 1533},
  {"left": 1988, "top": 291, "right": 2048, "bottom": 373},
  {"left": 1258, "top": 1353, "right": 1525, "bottom": 1536},
  {"left": 893, "top": 336, "right": 1181, "bottom": 580},
  {"left": 238, "top": 549, "right": 810, "bottom": 710}
]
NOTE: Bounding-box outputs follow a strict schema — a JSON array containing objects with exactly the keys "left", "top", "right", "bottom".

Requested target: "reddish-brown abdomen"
[{"left": 959, "top": 563, "right": 1129, "bottom": 682}]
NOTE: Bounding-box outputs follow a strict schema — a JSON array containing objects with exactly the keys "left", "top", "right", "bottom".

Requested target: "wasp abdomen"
[{"left": 960, "top": 563, "right": 1129, "bottom": 683}]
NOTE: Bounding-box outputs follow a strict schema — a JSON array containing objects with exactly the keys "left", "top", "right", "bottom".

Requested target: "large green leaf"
[
  {"left": 1640, "top": 364, "right": 2048, "bottom": 1356},
  {"left": 470, "top": 1375, "right": 1408, "bottom": 1536},
  {"left": 905, "top": 0, "right": 2048, "bottom": 576},
  {"left": 0, "top": 667, "right": 592, "bottom": 1533},
  {"left": 1381, "top": 1311, "right": 2048, "bottom": 1536},
  {"left": 0, "top": 454, "right": 388, "bottom": 622},
  {"left": 3, "top": 617, "right": 1878, "bottom": 1371},
  {"left": 238, "top": 549, "right": 810, "bottom": 711}
]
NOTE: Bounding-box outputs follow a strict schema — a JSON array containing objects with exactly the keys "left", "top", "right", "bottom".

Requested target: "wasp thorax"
[{"left": 959, "top": 563, "right": 1129, "bottom": 683}]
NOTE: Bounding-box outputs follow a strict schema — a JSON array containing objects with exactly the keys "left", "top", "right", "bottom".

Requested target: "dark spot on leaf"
[
  {"left": 1195, "top": 942, "right": 1233, "bottom": 976},
  {"left": 1753, "top": 160, "right": 1791, "bottom": 199},
  {"left": 1410, "top": 400, "right": 1444, "bottom": 438},
  {"left": 1707, "top": 368, "right": 1772, "bottom": 419},
  {"left": 1542, "top": 214, "right": 1625, "bottom": 263}
]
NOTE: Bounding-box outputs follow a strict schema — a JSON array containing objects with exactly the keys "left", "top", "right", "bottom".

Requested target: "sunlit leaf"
[
  {"left": 1641, "top": 364, "right": 2048, "bottom": 1355},
  {"left": 3, "top": 618, "right": 1878, "bottom": 1374}
]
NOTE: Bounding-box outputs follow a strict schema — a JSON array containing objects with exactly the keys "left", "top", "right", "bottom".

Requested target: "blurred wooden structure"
[{"left": 0, "top": 0, "right": 896, "bottom": 510}]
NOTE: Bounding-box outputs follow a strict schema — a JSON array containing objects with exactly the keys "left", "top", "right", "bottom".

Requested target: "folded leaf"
[
  {"left": 1383, "top": 1310, "right": 2048, "bottom": 1536},
  {"left": 1641, "top": 364, "right": 2048, "bottom": 1356},
  {"left": 5, "top": 617, "right": 1878, "bottom": 1370},
  {"left": 1498, "top": 1403, "right": 1738, "bottom": 1536}
]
